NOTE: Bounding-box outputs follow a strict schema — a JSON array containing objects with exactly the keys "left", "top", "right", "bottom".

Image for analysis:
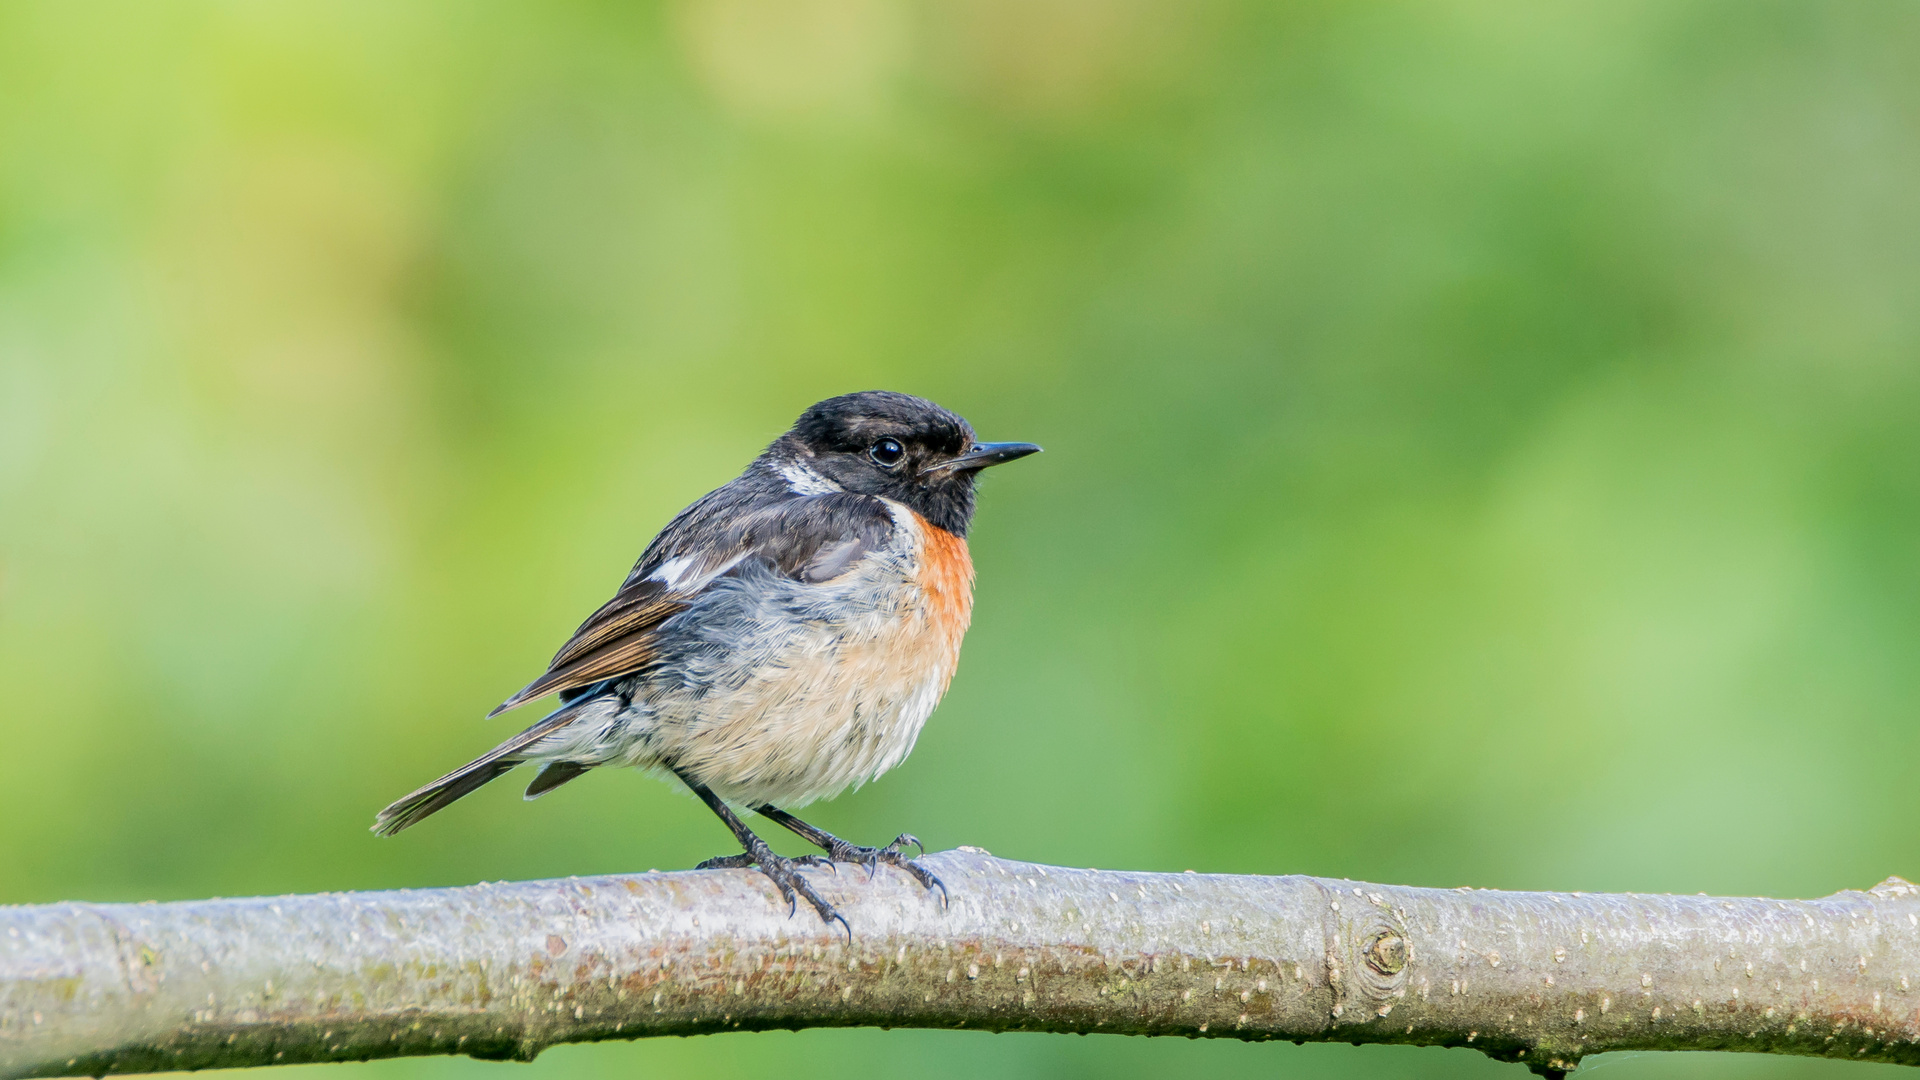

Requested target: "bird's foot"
[
  {"left": 824, "top": 834, "right": 946, "bottom": 906},
  {"left": 698, "top": 849, "right": 850, "bottom": 939}
]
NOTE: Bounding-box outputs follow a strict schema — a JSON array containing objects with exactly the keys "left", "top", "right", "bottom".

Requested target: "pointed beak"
[{"left": 927, "top": 441, "right": 1042, "bottom": 474}]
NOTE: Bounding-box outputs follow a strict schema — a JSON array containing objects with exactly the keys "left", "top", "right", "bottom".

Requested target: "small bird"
[{"left": 373, "top": 391, "right": 1039, "bottom": 931}]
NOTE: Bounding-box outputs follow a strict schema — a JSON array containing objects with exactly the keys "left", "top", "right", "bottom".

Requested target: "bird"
[{"left": 372, "top": 391, "right": 1040, "bottom": 932}]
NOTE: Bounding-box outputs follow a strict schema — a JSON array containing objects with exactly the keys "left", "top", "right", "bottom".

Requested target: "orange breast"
[{"left": 912, "top": 512, "right": 975, "bottom": 657}]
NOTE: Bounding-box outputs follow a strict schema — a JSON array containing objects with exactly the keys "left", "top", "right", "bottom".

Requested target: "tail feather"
[
  {"left": 524, "top": 761, "right": 592, "bottom": 800},
  {"left": 372, "top": 701, "right": 588, "bottom": 836},
  {"left": 372, "top": 759, "right": 518, "bottom": 836}
]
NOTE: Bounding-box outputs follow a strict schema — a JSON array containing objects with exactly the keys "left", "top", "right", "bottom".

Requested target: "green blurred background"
[{"left": 4, "top": 1, "right": 1919, "bottom": 1077}]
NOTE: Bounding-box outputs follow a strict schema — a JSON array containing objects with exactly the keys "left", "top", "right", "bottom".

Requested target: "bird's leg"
[
  {"left": 755, "top": 805, "right": 946, "bottom": 906},
  {"left": 673, "top": 769, "right": 849, "bottom": 938}
]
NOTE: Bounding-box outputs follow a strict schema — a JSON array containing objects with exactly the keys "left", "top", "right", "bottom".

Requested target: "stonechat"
[{"left": 374, "top": 391, "right": 1040, "bottom": 932}]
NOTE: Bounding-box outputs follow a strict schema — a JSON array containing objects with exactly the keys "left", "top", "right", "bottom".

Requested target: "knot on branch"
[{"left": 1324, "top": 882, "right": 1412, "bottom": 1024}]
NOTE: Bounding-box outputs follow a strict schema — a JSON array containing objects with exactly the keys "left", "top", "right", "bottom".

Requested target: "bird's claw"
[
  {"left": 709, "top": 849, "right": 850, "bottom": 939},
  {"left": 819, "top": 836, "right": 945, "bottom": 905}
]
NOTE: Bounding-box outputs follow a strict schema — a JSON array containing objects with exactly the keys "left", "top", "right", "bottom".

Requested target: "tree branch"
[{"left": 5, "top": 849, "right": 1920, "bottom": 1078}]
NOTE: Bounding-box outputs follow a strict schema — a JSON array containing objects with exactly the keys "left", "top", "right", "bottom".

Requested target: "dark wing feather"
[
  {"left": 796, "top": 535, "right": 872, "bottom": 582},
  {"left": 549, "top": 583, "right": 690, "bottom": 669},
  {"left": 488, "top": 579, "right": 688, "bottom": 717},
  {"left": 489, "top": 490, "right": 898, "bottom": 718},
  {"left": 754, "top": 494, "right": 895, "bottom": 581}
]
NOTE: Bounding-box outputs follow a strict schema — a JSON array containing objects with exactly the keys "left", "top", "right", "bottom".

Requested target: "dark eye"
[{"left": 868, "top": 438, "right": 905, "bottom": 467}]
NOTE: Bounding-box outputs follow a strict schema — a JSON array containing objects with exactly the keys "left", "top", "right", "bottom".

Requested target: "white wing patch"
[
  {"left": 777, "top": 459, "right": 843, "bottom": 496},
  {"left": 646, "top": 551, "right": 750, "bottom": 593},
  {"left": 647, "top": 556, "right": 696, "bottom": 589}
]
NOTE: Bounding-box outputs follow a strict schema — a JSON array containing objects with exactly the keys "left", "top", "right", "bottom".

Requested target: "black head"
[{"left": 765, "top": 391, "right": 1040, "bottom": 536}]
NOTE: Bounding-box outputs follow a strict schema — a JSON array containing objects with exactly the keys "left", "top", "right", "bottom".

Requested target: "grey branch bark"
[{"left": 6, "top": 850, "right": 1920, "bottom": 1079}]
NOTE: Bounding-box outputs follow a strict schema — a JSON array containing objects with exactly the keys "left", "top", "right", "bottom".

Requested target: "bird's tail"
[{"left": 371, "top": 702, "right": 587, "bottom": 837}]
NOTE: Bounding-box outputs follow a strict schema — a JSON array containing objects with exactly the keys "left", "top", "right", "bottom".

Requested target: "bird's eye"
[{"left": 869, "top": 438, "right": 906, "bottom": 467}]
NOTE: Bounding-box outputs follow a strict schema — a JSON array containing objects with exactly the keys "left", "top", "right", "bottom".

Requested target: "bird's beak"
[{"left": 926, "top": 441, "right": 1042, "bottom": 474}]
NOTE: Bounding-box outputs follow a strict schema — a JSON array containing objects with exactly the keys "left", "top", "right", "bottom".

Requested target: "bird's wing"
[{"left": 488, "top": 492, "right": 896, "bottom": 717}]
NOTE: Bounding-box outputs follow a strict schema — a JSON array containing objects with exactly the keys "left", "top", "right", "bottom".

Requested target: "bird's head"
[{"left": 768, "top": 391, "right": 1040, "bottom": 536}]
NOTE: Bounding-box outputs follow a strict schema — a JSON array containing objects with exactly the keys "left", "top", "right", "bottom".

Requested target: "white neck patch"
[{"left": 777, "top": 459, "right": 843, "bottom": 496}]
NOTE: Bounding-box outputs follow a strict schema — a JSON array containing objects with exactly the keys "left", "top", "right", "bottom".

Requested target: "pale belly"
[
  {"left": 527, "top": 510, "right": 974, "bottom": 808},
  {"left": 641, "top": 608, "right": 956, "bottom": 807}
]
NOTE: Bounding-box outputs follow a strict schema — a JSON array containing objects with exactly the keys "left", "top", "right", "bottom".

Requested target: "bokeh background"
[{"left": 4, "top": 1, "right": 1920, "bottom": 1077}]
